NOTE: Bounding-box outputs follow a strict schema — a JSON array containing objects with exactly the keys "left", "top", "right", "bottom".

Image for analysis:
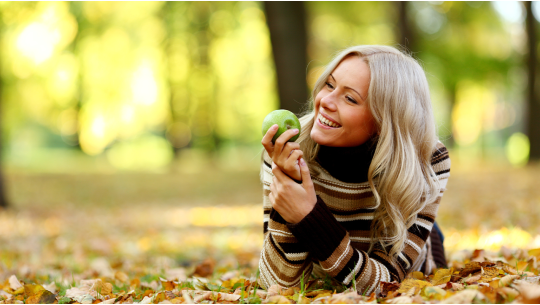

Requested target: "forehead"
[{"left": 331, "top": 55, "right": 370, "bottom": 86}]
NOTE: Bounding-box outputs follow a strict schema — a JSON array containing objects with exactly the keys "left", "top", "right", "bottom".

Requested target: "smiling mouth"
[{"left": 317, "top": 113, "right": 342, "bottom": 128}]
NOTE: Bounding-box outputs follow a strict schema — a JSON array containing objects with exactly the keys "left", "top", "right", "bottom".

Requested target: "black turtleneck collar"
[{"left": 315, "top": 139, "right": 377, "bottom": 183}]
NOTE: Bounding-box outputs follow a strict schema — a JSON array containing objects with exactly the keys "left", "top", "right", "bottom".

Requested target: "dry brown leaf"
[
  {"left": 181, "top": 290, "right": 193, "bottom": 303},
  {"left": 441, "top": 289, "right": 485, "bottom": 304},
  {"left": 380, "top": 281, "right": 400, "bottom": 297},
  {"left": 479, "top": 267, "right": 500, "bottom": 283},
  {"left": 216, "top": 292, "right": 241, "bottom": 302},
  {"left": 160, "top": 279, "right": 176, "bottom": 291},
  {"left": 397, "top": 279, "right": 432, "bottom": 294},
  {"left": 385, "top": 295, "right": 414, "bottom": 303},
  {"left": 115, "top": 271, "right": 129, "bottom": 283},
  {"left": 192, "top": 258, "right": 215, "bottom": 277},
  {"left": 42, "top": 282, "right": 57, "bottom": 294},
  {"left": 460, "top": 262, "right": 482, "bottom": 277},
  {"left": 499, "top": 274, "right": 520, "bottom": 286},
  {"left": 281, "top": 287, "right": 299, "bottom": 296},
  {"left": 266, "top": 285, "right": 283, "bottom": 298},
  {"left": 9, "top": 275, "right": 22, "bottom": 290},
  {"left": 328, "top": 291, "right": 362, "bottom": 304},
  {"left": 431, "top": 268, "right": 453, "bottom": 285},
  {"left": 517, "top": 282, "right": 540, "bottom": 303}
]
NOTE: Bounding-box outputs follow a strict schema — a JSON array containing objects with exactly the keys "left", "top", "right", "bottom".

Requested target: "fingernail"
[
  {"left": 293, "top": 129, "right": 299, "bottom": 134},
  {"left": 300, "top": 158, "right": 306, "bottom": 166},
  {"left": 273, "top": 124, "right": 279, "bottom": 130}
]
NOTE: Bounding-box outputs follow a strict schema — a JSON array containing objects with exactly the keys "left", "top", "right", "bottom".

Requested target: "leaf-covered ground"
[{"left": 1, "top": 164, "right": 540, "bottom": 303}]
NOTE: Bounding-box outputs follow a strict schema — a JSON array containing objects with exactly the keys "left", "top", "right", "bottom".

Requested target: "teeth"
[{"left": 318, "top": 114, "right": 340, "bottom": 128}]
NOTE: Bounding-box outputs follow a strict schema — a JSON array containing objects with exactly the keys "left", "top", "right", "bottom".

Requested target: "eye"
[
  {"left": 325, "top": 82, "right": 334, "bottom": 89},
  {"left": 346, "top": 96, "right": 358, "bottom": 104}
]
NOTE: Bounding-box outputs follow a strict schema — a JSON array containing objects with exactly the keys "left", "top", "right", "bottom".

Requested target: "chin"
[{"left": 311, "top": 129, "right": 334, "bottom": 146}]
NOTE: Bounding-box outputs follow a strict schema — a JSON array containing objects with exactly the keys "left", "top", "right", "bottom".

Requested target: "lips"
[{"left": 317, "top": 113, "right": 342, "bottom": 128}]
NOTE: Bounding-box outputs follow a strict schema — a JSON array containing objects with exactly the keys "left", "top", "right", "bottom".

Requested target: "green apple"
[{"left": 262, "top": 109, "right": 301, "bottom": 143}]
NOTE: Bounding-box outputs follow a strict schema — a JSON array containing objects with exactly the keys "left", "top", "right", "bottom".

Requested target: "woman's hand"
[
  {"left": 269, "top": 158, "right": 317, "bottom": 224},
  {"left": 261, "top": 124, "right": 303, "bottom": 181}
]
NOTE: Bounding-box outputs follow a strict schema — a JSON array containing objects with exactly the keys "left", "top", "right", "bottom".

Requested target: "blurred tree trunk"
[
  {"left": 0, "top": 18, "right": 8, "bottom": 209},
  {"left": 397, "top": 1, "right": 416, "bottom": 53},
  {"left": 525, "top": 1, "right": 540, "bottom": 162},
  {"left": 68, "top": 2, "right": 85, "bottom": 150},
  {"left": 264, "top": 2, "right": 308, "bottom": 116}
]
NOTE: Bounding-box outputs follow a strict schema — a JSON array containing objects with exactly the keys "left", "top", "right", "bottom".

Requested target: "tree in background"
[
  {"left": 397, "top": 2, "right": 416, "bottom": 53},
  {"left": 525, "top": 1, "right": 540, "bottom": 161},
  {"left": 264, "top": 2, "right": 308, "bottom": 115}
]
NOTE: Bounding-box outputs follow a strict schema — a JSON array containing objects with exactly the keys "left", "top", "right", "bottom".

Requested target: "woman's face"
[{"left": 311, "top": 55, "right": 377, "bottom": 147}]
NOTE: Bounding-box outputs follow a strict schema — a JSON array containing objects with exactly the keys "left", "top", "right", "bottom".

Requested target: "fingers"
[
  {"left": 261, "top": 124, "right": 279, "bottom": 157},
  {"left": 299, "top": 158, "right": 314, "bottom": 190},
  {"left": 283, "top": 150, "right": 304, "bottom": 173},
  {"left": 273, "top": 128, "right": 300, "bottom": 157},
  {"left": 269, "top": 181, "right": 276, "bottom": 205},
  {"left": 276, "top": 142, "right": 300, "bottom": 167},
  {"left": 271, "top": 162, "right": 288, "bottom": 182}
]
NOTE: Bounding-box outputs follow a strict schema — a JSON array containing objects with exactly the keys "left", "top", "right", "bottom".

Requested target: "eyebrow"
[{"left": 330, "top": 74, "right": 366, "bottom": 101}]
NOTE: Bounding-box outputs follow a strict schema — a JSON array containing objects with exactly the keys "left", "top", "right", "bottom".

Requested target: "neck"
[{"left": 316, "top": 139, "right": 377, "bottom": 183}]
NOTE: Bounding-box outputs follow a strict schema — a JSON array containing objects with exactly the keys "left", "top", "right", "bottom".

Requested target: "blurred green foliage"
[{"left": 0, "top": 1, "right": 536, "bottom": 172}]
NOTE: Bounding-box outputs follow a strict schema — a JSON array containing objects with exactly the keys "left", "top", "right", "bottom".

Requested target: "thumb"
[{"left": 299, "top": 158, "right": 313, "bottom": 188}]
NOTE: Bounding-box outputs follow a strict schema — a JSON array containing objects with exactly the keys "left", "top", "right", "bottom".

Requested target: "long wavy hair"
[{"left": 297, "top": 45, "right": 441, "bottom": 266}]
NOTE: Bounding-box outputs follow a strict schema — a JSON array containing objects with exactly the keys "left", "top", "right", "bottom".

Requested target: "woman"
[{"left": 258, "top": 45, "right": 450, "bottom": 295}]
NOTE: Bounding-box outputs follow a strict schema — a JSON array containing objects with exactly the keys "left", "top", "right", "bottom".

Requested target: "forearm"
[{"left": 259, "top": 209, "right": 313, "bottom": 289}]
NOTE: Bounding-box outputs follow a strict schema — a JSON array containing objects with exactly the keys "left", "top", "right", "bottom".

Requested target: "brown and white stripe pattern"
[{"left": 258, "top": 142, "right": 450, "bottom": 294}]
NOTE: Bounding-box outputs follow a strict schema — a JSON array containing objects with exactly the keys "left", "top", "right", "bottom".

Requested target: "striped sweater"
[{"left": 258, "top": 142, "right": 451, "bottom": 294}]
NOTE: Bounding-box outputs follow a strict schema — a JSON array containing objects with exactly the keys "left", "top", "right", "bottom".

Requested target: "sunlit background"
[{"left": 1, "top": 1, "right": 540, "bottom": 273}]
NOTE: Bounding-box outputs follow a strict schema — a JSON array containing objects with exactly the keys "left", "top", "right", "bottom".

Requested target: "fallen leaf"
[
  {"left": 115, "top": 271, "right": 129, "bottom": 283},
  {"left": 266, "top": 285, "right": 283, "bottom": 298},
  {"left": 9, "top": 275, "right": 22, "bottom": 290},
  {"left": 192, "top": 258, "right": 215, "bottom": 277},
  {"left": 385, "top": 295, "right": 413, "bottom": 304},
  {"left": 516, "top": 282, "right": 540, "bottom": 303},
  {"left": 422, "top": 286, "right": 446, "bottom": 301},
  {"left": 441, "top": 289, "right": 485, "bottom": 304},
  {"left": 42, "top": 282, "right": 57, "bottom": 294},
  {"left": 479, "top": 267, "right": 500, "bottom": 283},
  {"left": 24, "top": 284, "right": 56, "bottom": 304},
  {"left": 264, "top": 295, "right": 293, "bottom": 304},
  {"left": 499, "top": 274, "right": 520, "bottom": 286},
  {"left": 431, "top": 268, "right": 453, "bottom": 285},
  {"left": 160, "top": 278, "right": 176, "bottom": 291},
  {"left": 397, "top": 279, "right": 432, "bottom": 294},
  {"left": 460, "top": 262, "right": 482, "bottom": 277},
  {"left": 281, "top": 287, "right": 299, "bottom": 296},
  {"left": 410, "top": 271, "right": 425, "bottom": 280},
  {"left": 380, "top": 281, "right": 400, "bottom": 298}
]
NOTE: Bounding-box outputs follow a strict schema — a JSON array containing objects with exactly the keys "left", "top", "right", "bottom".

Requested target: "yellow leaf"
[
  {"left": 489, "top": 279, "right": 499, "bottom": 288},
  {"left": 517, "top": 261, "right": 529, "bottom": 272},
  {"left": 431, "top": 268, "right": 453, "bottom": 286},
  {"left": 397, "top": 279, "right": 432, "bottom": 294},
  {"left": 411, "top": 271, "right": 425, "bottom": 280},
  {"left": 422, "top": 286, "right": 446, "bottom": 301},
  {"left": 24, "top": 284, "right": 56, "bottom": 304},
  {"left": 528, "top": 248, "right": 540, "bottom": 257}
]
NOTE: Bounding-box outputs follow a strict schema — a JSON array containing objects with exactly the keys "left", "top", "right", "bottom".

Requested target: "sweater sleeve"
[
  {"left": 258, "top": 151, "right": 313, "bottom": 289},
  {"left": 287, "top": 143, "right": 451, "bottom": 295}
]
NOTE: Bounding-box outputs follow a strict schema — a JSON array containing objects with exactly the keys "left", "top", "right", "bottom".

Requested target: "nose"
[{"left": 320, "top": 90, "right": 338, "bottom": 112}]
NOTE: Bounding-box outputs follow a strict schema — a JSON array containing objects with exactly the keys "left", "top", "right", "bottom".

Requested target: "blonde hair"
[{"left": 297, "top": 45, "right": 441, "bottom": 267}]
